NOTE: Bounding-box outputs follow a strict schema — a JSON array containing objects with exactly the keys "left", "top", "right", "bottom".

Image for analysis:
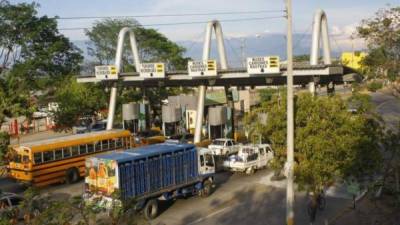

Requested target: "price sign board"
[
  {"left": 95, "top": 65, "right": 118, "bottom": 80},
  {"left": 247, "top": 56, "right": 280, "bottom": 74},
  {"left": 139, "top": 63, "right": 165, "bottom": 78},
  {"left": 188, "top": 60, "right": 217, "bottom": 77}
]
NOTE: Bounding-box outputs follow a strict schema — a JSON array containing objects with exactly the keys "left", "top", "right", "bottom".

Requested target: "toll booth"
[
  {"left": 122, "top": 102, "right": 149, "bottom": 133},
  {"left": 161, "top": 105, "right": 182, "bottom": 137}
]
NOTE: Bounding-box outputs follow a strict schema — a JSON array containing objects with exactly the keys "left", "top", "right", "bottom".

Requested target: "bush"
[
  {"left": 367, "top": 81, "right": 383, "bottom": 92},
  {"left": 0, "top": 132, "right": 10, "bottom": 165}
]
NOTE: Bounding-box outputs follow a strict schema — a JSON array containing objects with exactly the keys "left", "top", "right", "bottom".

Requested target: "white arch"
[
  {"left": 202, "top": 20, "right": 228, "bottom": 69},
  {"left": 194, "top": 20, "right": 229, "bottom": 143},
  {"left": 310, "top": 9, "right": 332, "bottom": 65},
  {"left": 107, "top": 27, "right": 141, "bottom": 130},
  {"left": 115, "top": 27, "right": 141, "bottom": 73}
]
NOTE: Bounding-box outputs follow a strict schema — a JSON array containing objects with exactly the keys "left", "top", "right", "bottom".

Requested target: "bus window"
[
  {"left": 71, "top": 146, "right": 79, "bottom": 156},
  {"left": 79, "top": 145, "right": 87, "bottom": 154},
  {"left": 34, "top": 153, "right": 42, "bottom": 164},
  {"left": 55, "top": 149, "right": 63, "bottom": 160},
  {"left": 43, "top": 151, "right": 54, "bottom": 162},
  {"left": 87, "top": 143, "right": 94, "bottom": 153},
  {"left": 63, "top": 148, "right": 71, "bottom": 158},
  {"left": 101, "top": 140, "right": 109, "bottom": 150},
  {"left": 109, "top": 139, "right": 116, "bottom": 149},
  {"left": 95, "top": 141, "right": 101, "bottom": 151},
  {"left": 115, "top": 138, "right": 123, "bottom": 148}
]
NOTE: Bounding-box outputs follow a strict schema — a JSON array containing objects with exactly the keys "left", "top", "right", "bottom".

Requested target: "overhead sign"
[
  {"left": 247, "top": 56, "right": 280, "bottom": 74},
  {"left": 139, "top": 63, "right": 165, "bottom": 78},
  {"left": 188, "top": 60, "right": 217, "bottom": 77},
  {"left": 95, "top": 65, "right": 118, "bottom": 80}
]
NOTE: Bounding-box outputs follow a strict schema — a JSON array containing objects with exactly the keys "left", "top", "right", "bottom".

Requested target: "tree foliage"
[
  {"left": 52, "top": 77, "right": 107, "bottom": 130},
  {"left": 85, "top": 18, "right": 190, "bottom": 71},
  {"left": 0, "top": 1, "right": 83, "bottom": 128},
  {"left": 244, "top": 92, "right": 383, "bottom": 192},
  {"left": 357, "top": 6, "right": 400, "bottom": 81}
]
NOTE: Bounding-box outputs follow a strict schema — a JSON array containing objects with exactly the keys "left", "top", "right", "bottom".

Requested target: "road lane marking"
[{"left": 186, "top": 203, "right": 246, "bottom": 225}]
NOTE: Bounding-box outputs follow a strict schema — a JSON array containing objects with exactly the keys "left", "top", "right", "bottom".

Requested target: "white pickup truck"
[
  {"left": 208, "top": 138, "right": 241, "bottom": 156},
  {"left": 223, "top": 144, "right": 273, "bottom": 174}
]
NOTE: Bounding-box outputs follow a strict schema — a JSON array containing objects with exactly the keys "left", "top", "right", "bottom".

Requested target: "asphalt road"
[
  {"left": 0, "top": 169, "right": 351, "bottom": 225},
  {"left": 370, "top": 90, "right": 400, "bottom": 130}
]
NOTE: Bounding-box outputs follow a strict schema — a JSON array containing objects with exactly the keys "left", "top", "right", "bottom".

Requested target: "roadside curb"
[{"left": 327, "top": 188, "right": 368, "bottom": 224}]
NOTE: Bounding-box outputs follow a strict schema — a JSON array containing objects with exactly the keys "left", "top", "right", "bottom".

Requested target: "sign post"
[
  {"left": 188, "top": 60, "right": 217, "bottom": 77},
  {"left": 95, "top": 65, "right": 118, "bottom": 80},
  {"left": 139, "top": 63, "right": 165, "bottom": 78},
  {"left": 246, "top": 56, "right": 280, "bottom": 74}
]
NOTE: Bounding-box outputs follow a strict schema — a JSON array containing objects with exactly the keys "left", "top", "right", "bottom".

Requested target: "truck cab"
[
  {"left": 208, "top": 138, "right": 241, "bottom": 156},
  {"left": 198, "top": 148, "right": 215, "bottom": 175}
]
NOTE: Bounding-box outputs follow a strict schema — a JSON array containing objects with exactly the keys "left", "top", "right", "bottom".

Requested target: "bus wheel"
[
  {"left": 65, "top": 168, "right": 79, "bottom": 184},
  {"left": 143, "top": 199, "right": 159, "bottom": 220}
]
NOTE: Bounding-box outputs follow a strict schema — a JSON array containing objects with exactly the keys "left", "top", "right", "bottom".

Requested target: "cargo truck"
[{"left": 84, "top": 143, "right": 215, "bottom": 220}]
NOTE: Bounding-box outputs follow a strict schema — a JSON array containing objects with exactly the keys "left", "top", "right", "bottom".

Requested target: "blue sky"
[{"left": 11, "top": 0, "right": 398, "bottom": 50}]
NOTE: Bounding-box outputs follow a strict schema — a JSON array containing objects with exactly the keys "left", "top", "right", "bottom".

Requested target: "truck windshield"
[{"left": 211, "top": 140, "right": 225, "bottom": 145}]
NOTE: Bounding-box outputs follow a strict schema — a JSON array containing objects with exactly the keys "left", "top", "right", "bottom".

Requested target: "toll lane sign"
[
  {"left": 247, "top": 56, "right": 280, "bottom": 74},
  {"left": 139, "top": 63, "right": 165, "bottom": 78},
  {"left": 188, "top": 60, "right": 217, "bottom": 77},
  {"left": 95, "top": 65, "right": 118, "bottom": 80}
]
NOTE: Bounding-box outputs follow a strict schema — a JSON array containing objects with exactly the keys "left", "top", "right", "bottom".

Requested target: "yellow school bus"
[{"left": 8, "top": 129, "right": 134, "bottom": 187}]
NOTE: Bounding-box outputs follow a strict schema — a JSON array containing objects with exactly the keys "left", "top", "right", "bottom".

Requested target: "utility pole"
[{"left": 285, "top": 0, "right": 295, "bottom": 225}]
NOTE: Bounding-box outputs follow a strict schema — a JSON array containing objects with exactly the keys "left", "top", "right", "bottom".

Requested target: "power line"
[
  {"left": 56, "top": 10, "right": 284, "bottom": 20},
  {"left": 59, "top": 16, "right": 284, "bottom": 30}
]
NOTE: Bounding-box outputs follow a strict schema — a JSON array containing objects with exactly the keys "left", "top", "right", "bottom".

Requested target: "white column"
[
  {"left": 106, "top": 83, "right": 117, "bottom": 130},
  {"left": 194, "top": 85, "right": 206, "bottom": 143}
]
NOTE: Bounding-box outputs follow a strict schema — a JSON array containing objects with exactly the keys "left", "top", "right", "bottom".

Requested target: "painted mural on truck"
[{"left": 85, "top": 158, "right": 118, "bottom": 196}]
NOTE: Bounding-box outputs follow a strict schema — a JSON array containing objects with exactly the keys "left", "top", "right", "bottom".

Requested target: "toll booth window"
[
  {"left": 34, "top": 153, "right": 42, "bottom": 164},
  {"left": 200, "top": 155, "right": 204, "bottom": 166},
  {"left": 71, "top": 146, "right": 79, "bottom": 156},
  {"left": 205, "top": 154, "right": 214, "bottom": 167},
  {"left": 55, "top": 149, "right": 63, "bottom": 160},
  {"left": 43, "top": 151, "right": 54, "bottom": 162},
  {"left": 79, "top": 145, "right": 87, "bottom": 154},
  {"left": 63, "top": 148, "right": 71, "bottom": 158},
  {"left": 87, "top": 143, "right": 94, "bottom": 153}
]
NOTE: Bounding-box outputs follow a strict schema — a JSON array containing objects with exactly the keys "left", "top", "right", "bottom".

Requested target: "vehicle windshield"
[{"left": 211, "top": 140, "right": 225, "bottom": 146}]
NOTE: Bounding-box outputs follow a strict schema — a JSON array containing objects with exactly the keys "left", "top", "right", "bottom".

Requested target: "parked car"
[
  {"left": 73, "top": 120, "right": 107, "bottom": 134},
  {"left": 208, "top": 138, "right": 241, "bottom": 156},
  {"left": 0, "top": 192, "right": 24, "bottom": 219},
  {"left": 223, "top": 144, "right": 274, "bottom": 174}
]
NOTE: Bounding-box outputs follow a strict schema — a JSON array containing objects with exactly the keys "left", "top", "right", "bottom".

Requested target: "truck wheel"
[
  {"left": 144, "top": 199, "right": 159, "bottom": 220},
  {"left": 246, "top": 167, "right": 255, "bottom": 175},
  {"left": 200, "top": 180, "right": 213, "bottom": 198},
  {"left": 65, "top": 168, "right": 80, "bottom": 184}
]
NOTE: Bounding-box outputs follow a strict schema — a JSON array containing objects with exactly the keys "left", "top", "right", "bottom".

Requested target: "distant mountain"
[{"left": 73, "top": 33, "right": 341, "bottom": 67}]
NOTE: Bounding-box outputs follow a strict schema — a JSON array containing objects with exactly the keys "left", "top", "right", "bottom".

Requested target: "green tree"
[
  {"left": 85, "top": 18, "right": 189, "bottom": 71},
  {"left": 244, "top": 93, "right": 383, "bottom": 193},
  {"left": 0, "top": 1, "right": 83, "bottom": 131},
  {"left": 52, "top": 77, "right": 107, "bottom": 130},
  {"left": 357, "top": 6, "right": 400, "bottom": 81}
]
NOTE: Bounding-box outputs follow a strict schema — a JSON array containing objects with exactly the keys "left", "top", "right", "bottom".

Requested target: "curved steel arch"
[
  {"left": 115, "top": 27, "right": 141, "bottom": 73},
  {"left": 202, "top": 20, "right": 228, "bottom": 69},
  {"left": 310, "top": 9, "right": 332, "bottom": 65},
  {"left": 107, "top": 27, "right": 141, "bottom": 130},
  {"left": 194, "top": 20, "right": 229, "bottom": 143}
]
